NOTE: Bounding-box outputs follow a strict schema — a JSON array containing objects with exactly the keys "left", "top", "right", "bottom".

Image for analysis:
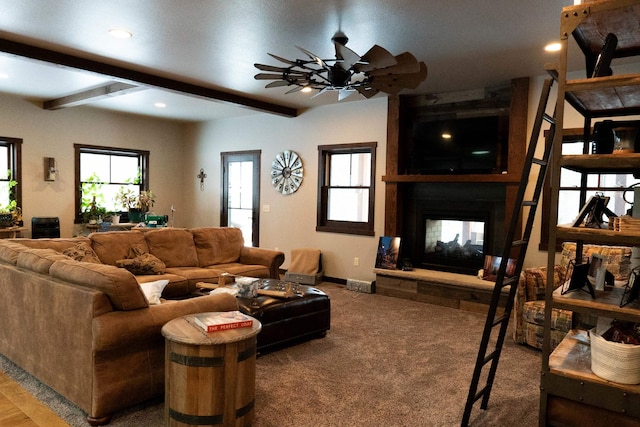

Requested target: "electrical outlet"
[{"left": 353, "top": 257, "right": 359, "bottom": 267}]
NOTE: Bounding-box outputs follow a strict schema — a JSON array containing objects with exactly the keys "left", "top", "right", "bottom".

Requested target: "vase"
[{"left": 128, "top": 209, "right": 144, "bottom": 223}]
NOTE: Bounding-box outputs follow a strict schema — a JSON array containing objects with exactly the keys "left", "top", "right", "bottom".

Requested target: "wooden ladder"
[{"left": 461, "top": 78, "right": 556, "bottom": 426}]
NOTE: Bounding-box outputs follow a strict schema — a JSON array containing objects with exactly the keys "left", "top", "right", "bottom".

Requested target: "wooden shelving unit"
[{"left": 541, "top": 1, "right": 640, "bottom": 425}]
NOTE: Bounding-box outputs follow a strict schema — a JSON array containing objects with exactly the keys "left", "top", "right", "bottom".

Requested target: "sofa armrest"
[
  {"left": 92, "top": 293, "right": 238, "bottom": 352},
  {"left": 239, "top": 247, "right": 285, "bottom": 279},
  {"left": 513, "top": 265, "right": 566, "bottom": 345}
]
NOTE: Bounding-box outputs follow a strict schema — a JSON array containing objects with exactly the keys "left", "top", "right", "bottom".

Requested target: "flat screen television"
[{"left": 406, "top": 114, "right": 509, "bottom": 174}]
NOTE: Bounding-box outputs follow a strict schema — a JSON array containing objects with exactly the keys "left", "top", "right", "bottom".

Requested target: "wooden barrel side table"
[{"left": 162, "top": 313, "right": 262, "bottom": 427}]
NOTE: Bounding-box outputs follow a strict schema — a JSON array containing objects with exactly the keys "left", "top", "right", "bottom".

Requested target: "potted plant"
[
  {"left": 0, "top": 172, "right": 19, "bottom": 228},
  {"left": 82, "top": 196, "right": 106, "bottom": 224},
  {"left": 115, "top": 187, "right": 155, "bottom": 223}
]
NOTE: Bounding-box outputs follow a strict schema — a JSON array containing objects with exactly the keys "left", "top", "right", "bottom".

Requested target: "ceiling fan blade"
[
  {"left": 285, "top": 85, "right": 306, "bottom": 94},
  {"left": 370, "top": 61, "right": 428, "bottom": 94},
  {"left": 334, "top": 42, "right": 361, "bottom": 71},
  {"left": 367, "top": 52, "right": 421, "bottom": 76},
  {"left": 311, "top": 87, "right": 331, "bottom": 98},
  {"left": 354, "top": 45, "right": 397, "bottom": 72},
  {"left": 268, "top": 53, "right": 297, "bottom": 65},
  {"left": 254, "top": 72, "right": 306, "bottom": 80},
  {"left": 265, "top": 81, "right": 291, "bottom": 88},
  {"left": 338, "top": 88, "right": 357, "bottom": 101},
  {"left": 356, "top": 85, "right": 380, "bottom": 99},
  {"left": 296, "top": 46, "right": 329, "bottom": 69},
  {"left": 255, "top": 63, "right": 290, "bottom": 72}
]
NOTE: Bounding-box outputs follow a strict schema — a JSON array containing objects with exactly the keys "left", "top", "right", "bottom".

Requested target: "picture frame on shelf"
[
  {"left": 620, "top": 266, "right": 640, "bottom": 308},
  {"left": 561, "top": 258, "right": 595, "bottom": 299},
  {"left": 587, "top": 253, "right": 607, "bottom": 291}
]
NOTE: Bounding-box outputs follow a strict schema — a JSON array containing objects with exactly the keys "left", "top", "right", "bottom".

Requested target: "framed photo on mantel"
[{"left": 375, "top": 236, "right": 401, "bottom": 270}]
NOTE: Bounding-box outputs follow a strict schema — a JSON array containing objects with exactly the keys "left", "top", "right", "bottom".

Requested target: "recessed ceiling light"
[
  {"left": 545, "top": 42, "right": 562, "bottom": 52},
  {"left": 154, "top": 102, "right": 166, "bottom": 108},
  {"left": 301, "top": 87, "right": 313, "bottom": 93},
  {"left": 109, "top": 28, "right": 133, "bottom": 39}
]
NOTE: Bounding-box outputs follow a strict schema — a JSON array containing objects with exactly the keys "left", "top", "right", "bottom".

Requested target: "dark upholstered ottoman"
[{"left": 236, "top": 281, "right": 331, "bottom": 352}]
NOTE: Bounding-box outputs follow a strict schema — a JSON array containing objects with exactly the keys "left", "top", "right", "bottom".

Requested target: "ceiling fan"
[{"left": 254, "top": 31, "right": 428, "bottom": 101}]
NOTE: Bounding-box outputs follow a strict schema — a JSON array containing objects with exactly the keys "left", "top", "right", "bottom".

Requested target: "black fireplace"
[{"left": 401, "top": 183, "right": 506, "bottom": 275}]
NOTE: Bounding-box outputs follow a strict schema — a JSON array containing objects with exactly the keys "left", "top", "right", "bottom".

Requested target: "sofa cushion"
[
  {"left": 191, "top": 227, "right": 244, "bottom": 267},
  {"left": 90, "top": 231, "right": 149, "bottom": 266},
  {"left": 62, "top": 242, "right": 102, "bottom": 264},
  {"left": 522, "top": 300, "right": 573, "bottom": 329},
  {"left": 116, "top": 249, "right": 166, "bottom": 275},
  {"left": 207, "top": 263, "right": 270, "bottom": 279},
  {"left": 17, "top": 248, "right": 72, "bottom": 274},
  {"left": 11, "top": 237, "right": 90, "bottom": 252},
  {"left": 50, "top": 259, "right": 148, "bottom": 310},
  {"left": 0, "top": 241, "right": 27, "bottom": 265},
  {"left": 145, "top": 228, "right": 199, "bottom": 267}
]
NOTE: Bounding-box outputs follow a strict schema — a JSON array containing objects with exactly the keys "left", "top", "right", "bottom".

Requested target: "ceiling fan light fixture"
[{"left": 254, "top": 33, "right": 427, "bottom": 101}]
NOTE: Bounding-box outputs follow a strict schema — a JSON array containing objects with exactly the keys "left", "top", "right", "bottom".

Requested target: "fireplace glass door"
[{"left": 423, "top": 218, "right": 486, "bottom": 274}]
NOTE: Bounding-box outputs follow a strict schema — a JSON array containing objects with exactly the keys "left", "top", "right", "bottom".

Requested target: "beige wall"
[
  {"left": 184, "top": 97, "right": 389, "bottom": 282},
  {"left": 0, "top": 92, "right": 188, "bottom": 237}
]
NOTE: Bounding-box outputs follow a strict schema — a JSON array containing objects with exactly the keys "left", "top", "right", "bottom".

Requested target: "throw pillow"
[
  {"left": 116, "top": 252, "right": 166, "bottom": 275},
  {"left": 139, "top": 279, "right": 169, "bottom": 305},
  {"left": 62, "top": 242, "right": 102, "bottom": 264}
]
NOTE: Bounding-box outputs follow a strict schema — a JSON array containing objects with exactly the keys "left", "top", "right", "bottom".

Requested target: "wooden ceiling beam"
[
  {"left": 43, "top": 82, "right": 142, "bottom": 110},
  {"left": 0, "top": 37, "right": 298, "bottom": 118}
]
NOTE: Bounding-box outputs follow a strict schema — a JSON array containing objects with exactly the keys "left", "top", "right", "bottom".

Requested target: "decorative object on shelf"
[
  {"left": 375, "top": 236, "right": 401, "bottom": 270},
  {"left": 197, "top": 168, "right": 207, "bottom": 191},
  {"left": 573, "top": 192, "right": 617, "bottom": 229},
  {"left": 561, "top": 258, "right": 595, "bottom": 299},
  {"left": 591, "top": 33, "right": 617, "bottom": 78},
  {"left": 620, "top": 266, "right": 640, "bottom": 307},
  {"left": 254, "top": 31, "right": 427, "bottom": 101},
  {"left": 271, "top": 150, "right": 303, "bottom": 195},
  {"left": 587, "top": 253, "right": 607, "bottom": 291}
]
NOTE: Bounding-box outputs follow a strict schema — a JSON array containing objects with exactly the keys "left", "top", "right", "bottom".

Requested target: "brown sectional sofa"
[{"left": 0, "top": 227, "right": 284, "bottom": 425}]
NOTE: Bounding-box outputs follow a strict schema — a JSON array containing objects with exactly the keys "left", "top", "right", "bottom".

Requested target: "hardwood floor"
[{"left": 0, "top": 371, "right": 69, "bottom": 427}]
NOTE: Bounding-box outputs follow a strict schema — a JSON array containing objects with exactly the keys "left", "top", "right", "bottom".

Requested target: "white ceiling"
[{"left": 0, "top": 0, "right": 594, "bottom": 122}]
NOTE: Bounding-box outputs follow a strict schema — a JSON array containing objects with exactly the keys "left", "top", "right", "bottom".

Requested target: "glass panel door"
[{"left": 221, "top": 151, "right": 260, "bottom": 247}]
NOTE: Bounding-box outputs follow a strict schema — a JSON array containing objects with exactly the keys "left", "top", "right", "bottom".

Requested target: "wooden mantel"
[{"left": 383, "top": 77, "right": 530, "bottom": 238}]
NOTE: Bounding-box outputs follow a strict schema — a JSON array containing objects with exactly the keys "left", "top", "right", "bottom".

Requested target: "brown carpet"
[{"left": 0, "top": 282, "right": 541, "bottom": 426}]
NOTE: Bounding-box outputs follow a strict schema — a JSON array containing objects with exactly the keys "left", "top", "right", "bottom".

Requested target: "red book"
[{"left": 193, "top": 311, "right": 253, "bottom": 333}]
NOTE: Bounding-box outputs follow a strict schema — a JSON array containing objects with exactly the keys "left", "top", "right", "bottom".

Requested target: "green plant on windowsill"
[
  {"left": 115, "top": 187, "right": 155, "bottom": 223},
  {"left": 82, "top": 196, "right": 107, "bottom": 225},
  {"left": 0, "top": 172, "right": 19, "bottom": 228}
]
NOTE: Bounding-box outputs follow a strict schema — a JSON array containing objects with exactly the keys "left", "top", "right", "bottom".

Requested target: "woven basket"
[{"left": 590, "top": 328, "right": 640, "bottom": 384}]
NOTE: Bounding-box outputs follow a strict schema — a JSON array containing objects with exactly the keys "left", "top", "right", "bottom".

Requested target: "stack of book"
[{"left": 193, "top": 311, "right": 253, "bottom": 333}]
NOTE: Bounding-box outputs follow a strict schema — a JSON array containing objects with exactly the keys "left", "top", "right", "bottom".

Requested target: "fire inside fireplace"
[{"left": 423, "top": 218, "right": 486, "bottom": 274}]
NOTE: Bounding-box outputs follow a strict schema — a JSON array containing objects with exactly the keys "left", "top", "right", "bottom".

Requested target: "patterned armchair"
[{"left": 513, "top": 243, "right": 632, "bottom": 350}]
